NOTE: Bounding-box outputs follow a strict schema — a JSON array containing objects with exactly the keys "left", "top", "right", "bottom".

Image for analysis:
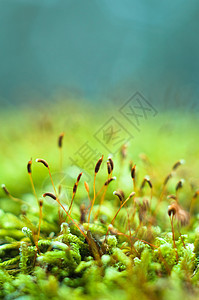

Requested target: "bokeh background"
[
  {"left": 0, "top": 0, "right": 198, "bottom": 202},
  {"left": 0, "top": 0, "right": 199, "bottom": 108}
]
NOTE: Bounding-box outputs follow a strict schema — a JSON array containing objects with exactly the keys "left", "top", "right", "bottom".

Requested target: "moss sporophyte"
[{"left": 1, "top": 134, "right": 199, "bottom": 300}]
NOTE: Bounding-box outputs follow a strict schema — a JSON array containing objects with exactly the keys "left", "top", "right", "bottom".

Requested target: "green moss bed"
[
  {"left": 0, "top": 107, "right": 199, "bottom": 300},
  {"left": 0, "top": 150, "right": 199, "bottom": 300}
]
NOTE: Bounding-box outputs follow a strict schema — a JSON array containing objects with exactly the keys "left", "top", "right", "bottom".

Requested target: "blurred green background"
[{"left": 0, "top": 100, "right": 198, "bottom": 203}]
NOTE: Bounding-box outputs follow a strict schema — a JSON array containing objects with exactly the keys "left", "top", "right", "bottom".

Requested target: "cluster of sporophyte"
[{"left": 1, "top": 133, "right": 199, "bottom": 300}]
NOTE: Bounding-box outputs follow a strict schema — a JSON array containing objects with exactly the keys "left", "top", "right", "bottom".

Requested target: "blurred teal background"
[{"left": 0, "top": 0, "right": 199, "bottom": 110}]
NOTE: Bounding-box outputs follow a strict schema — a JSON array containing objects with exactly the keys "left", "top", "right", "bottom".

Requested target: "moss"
[{"left": 0, "top": 120, "right": 199, "bottom": 300}]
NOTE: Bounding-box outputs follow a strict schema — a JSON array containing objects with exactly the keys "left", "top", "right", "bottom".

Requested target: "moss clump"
[{"left": 1, "top": 134, "right": 199, "bottom": 300}]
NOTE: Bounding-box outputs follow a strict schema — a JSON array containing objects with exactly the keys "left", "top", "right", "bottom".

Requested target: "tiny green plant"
[{"left": 0, "top": 133, "right": 199, "bottom": 300}]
